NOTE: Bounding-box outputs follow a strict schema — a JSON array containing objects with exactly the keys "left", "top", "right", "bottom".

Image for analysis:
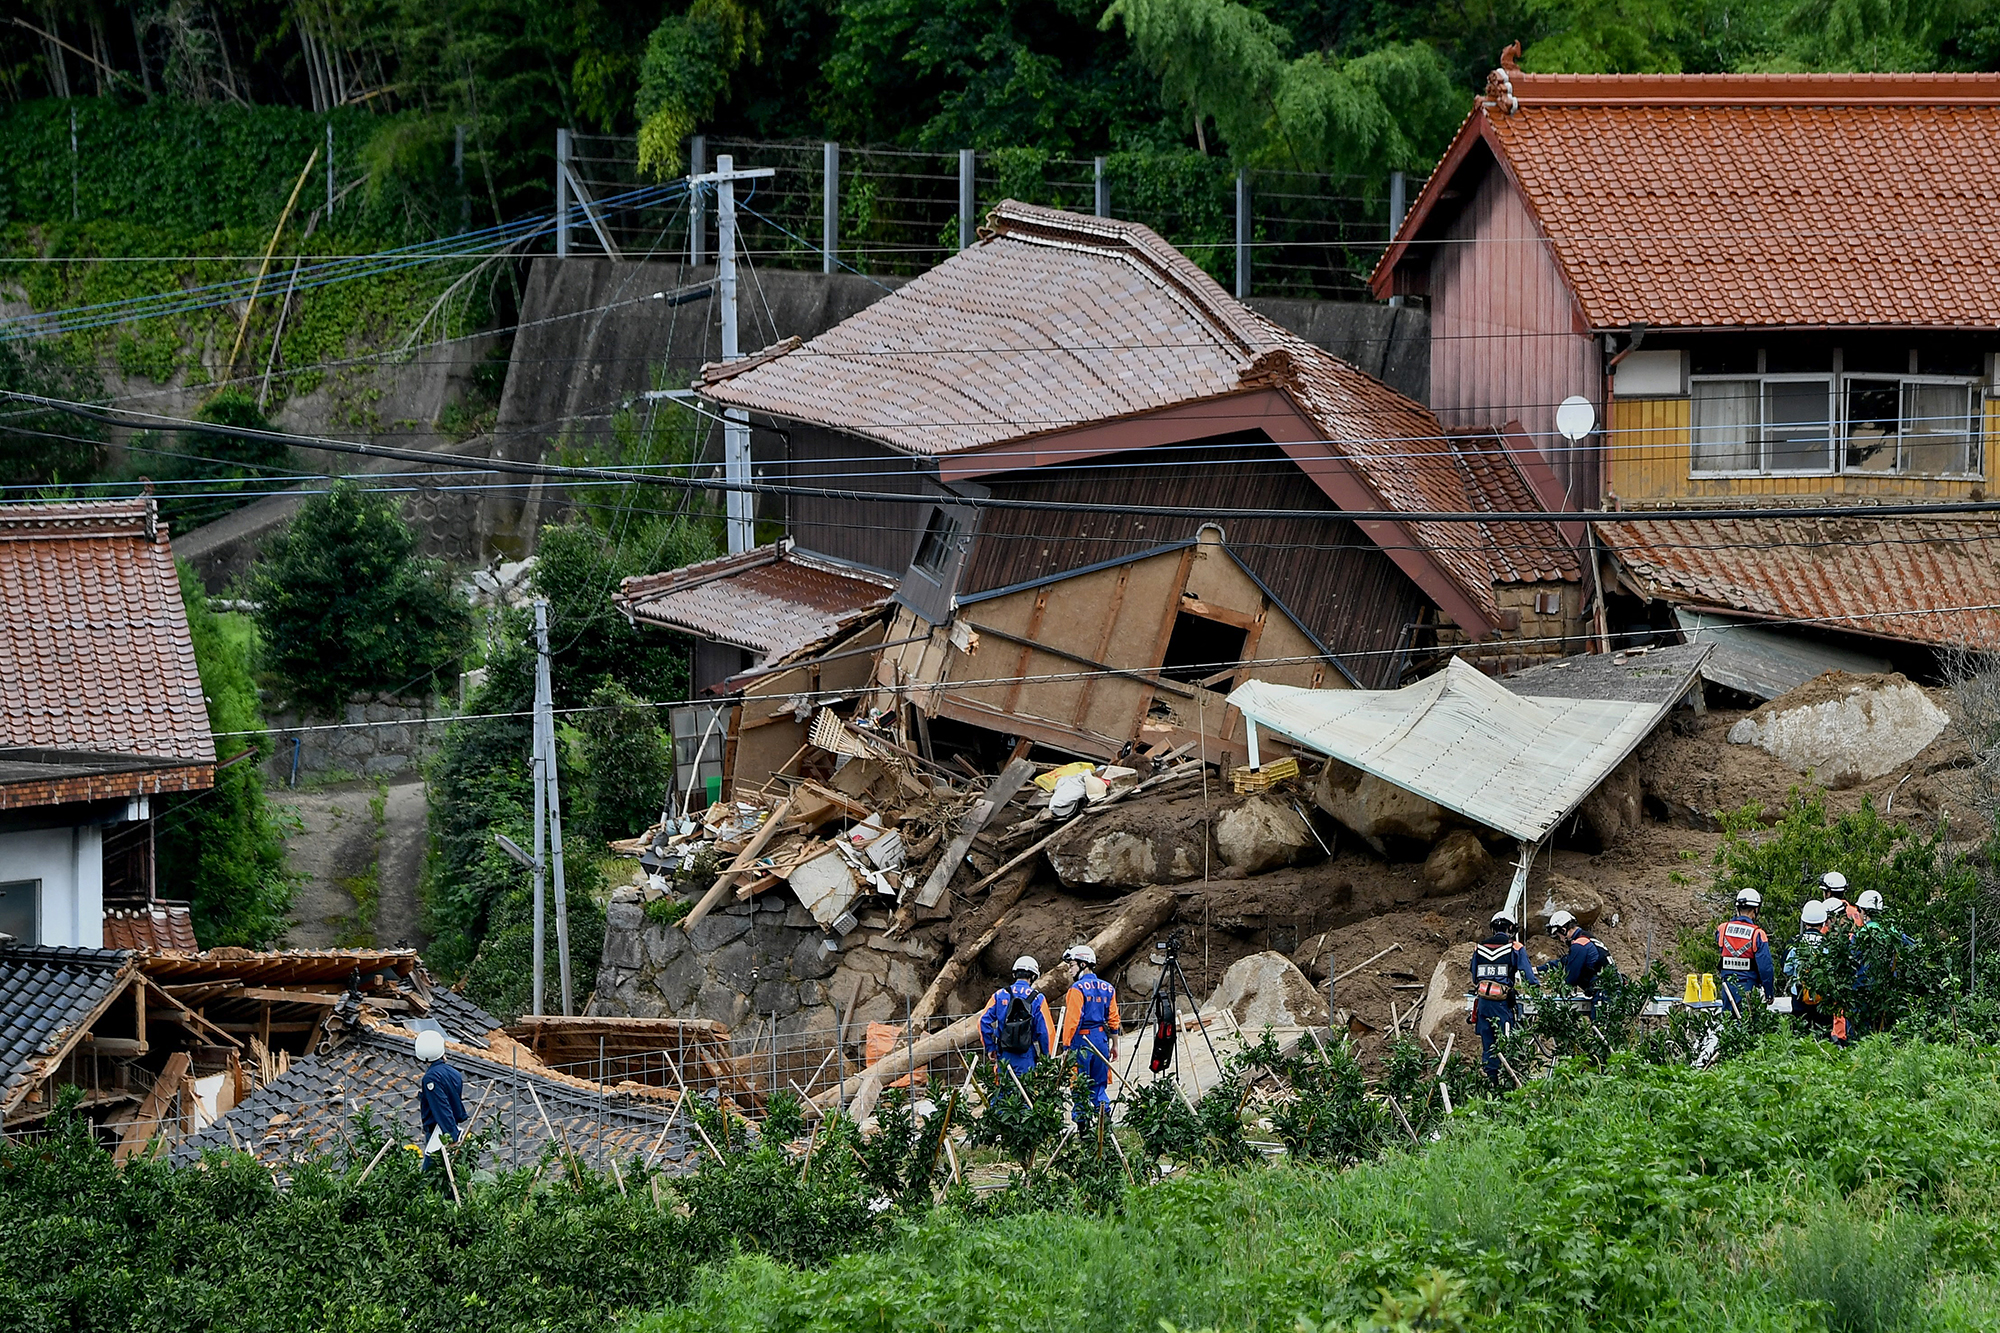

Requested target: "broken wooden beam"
[
  {"left": 683, "top": 794, "right": 794, "bottom": 933},
  {"left": 911, "top": 757, "right": 1036, "bottom": 910}
]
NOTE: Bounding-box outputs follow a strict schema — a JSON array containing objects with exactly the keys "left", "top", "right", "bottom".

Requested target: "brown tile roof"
[
  {"left": 102, "top": 900, "right": 200, "bottom": 953},
  {"left": 1445, "top": 434, "right": 1581, "bottom": 585},
  {"left": 615, "top": 541, "right": 896, "bottom": 665},
  {"left": 0, "top": 499, "right": 214, "bottom": 769},
  {"left": 700, "top": 203, "right": 1576, "bottom": 628},
  {"left": 1376, "top": 71, "right": 2000, "bottom": 328},
  {"left": 1597, "top": 513, "right": 2000, "bottom": 649}
]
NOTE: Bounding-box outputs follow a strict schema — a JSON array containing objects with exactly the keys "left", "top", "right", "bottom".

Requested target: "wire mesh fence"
[{"left": 555, "top": 132, "right": 1398, "bottom": 300}]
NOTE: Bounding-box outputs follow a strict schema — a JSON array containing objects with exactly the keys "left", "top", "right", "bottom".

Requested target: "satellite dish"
[{"left": 1555, "top": 396, "right": 1596, "bottom": 442}]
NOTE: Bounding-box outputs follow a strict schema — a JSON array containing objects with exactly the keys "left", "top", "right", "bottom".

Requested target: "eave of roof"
[{"left": 614, "top": 541, "right": 897, "bottom": 663}]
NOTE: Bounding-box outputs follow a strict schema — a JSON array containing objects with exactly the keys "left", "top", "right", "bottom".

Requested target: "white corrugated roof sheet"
[{"left": 1227, "top": 659, "right": 1668, "bottom": 843}]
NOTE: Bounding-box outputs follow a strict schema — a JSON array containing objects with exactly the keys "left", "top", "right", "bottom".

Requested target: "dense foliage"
[
  {"left": 155, "top": 564, "right": 295, "bottom": 947},
  {"left": 0, "top": 337, "right": 106, "bottom": 486},
  {"left": 248, "top": 478, "right": 474, "bottom": 712}
]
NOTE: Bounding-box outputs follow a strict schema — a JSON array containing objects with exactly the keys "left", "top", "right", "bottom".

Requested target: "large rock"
[
  {"left": 1315, "top": 758, "right": 1457, "bottom": 857},
  {"left": 1530, "top": 873, "right": 1604, "bottom": 930},
  {"left": 1213, "top": 795, "right": 1321, "bottom": 875},
  {"left": 1727, "top": 672, "right": 1948, "bottom": 788},
  {"left": 1048, "top": 809, "right": 1210, "bottom": 891},
  {"left": 1416, "top": 953, "right": 1471, "bottom": 1048},
  {"left": 1421, "top": 829, "right": 1494, "bottom": 895},
  {"left": 1572, "top": 756, "right": 1642, "bottom": 852},
  {"left": 1207, "top": 950, "right": 1329, "bottom": 1031}
]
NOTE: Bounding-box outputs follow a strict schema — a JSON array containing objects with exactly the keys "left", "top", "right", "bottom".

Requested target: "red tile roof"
[
  {"left": 1374, "top": 71, "right": 2000, "bottom": 328},
  {"left": 102, "top": 900, "right": 200, "bottom": 953},
  {"left": 1446, "top": 434, "right": 1581, "bottom": 584},
  {"left": 699, "top": 203, "right": 1575, "bottom": 629},
  {"left": 614, "top": 542, "right": 896, "bottom": 665},
  {"left": 0, "top": 500, "right": 214, "bottom": 770},
  {"left": 1597, "top": 513, "right": 2000, "bottom": 649}
]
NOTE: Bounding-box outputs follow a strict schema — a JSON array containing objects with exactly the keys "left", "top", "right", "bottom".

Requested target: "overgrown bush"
[
  {"left": 564, "top": 679, "right": 674, "bottom": 845},
  {"left": 141, "top": 389, "right": 294, "bottom": 530},
  {"left": 249, "top": 478, "right": 472, "bottom": 711},
  {"left": 0, "top": 337, "right": 106, "bottom": 486},
  {"left": 155, "top": 564, "right": 294, "bottom": 946}
]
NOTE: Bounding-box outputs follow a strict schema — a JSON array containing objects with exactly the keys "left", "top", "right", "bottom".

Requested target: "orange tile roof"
[
  {"left": 1597, "top": 513, "right": 2000, "bottom": 649},
  {"left": 1375, "top": 71, "right": 2000, "bottom": 329},
  {"left": 102, "top": 900, "right": 200, "bottom": 953},
  {"left": 701, "top": 202, "right": 1576, "bottom": 629},
  {"left": 0, "top": 500, "right": 214, "bottom": 767}
]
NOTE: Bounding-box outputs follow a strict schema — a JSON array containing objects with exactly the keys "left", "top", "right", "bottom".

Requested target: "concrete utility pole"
[
  {"left": 689, "top": 153, "right": 775, "bottom": 554},
  {"left": 532, "top": 600, "right": 574, "bottom": 1014}
]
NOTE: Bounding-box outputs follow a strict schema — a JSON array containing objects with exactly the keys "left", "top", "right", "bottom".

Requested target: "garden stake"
[{"left": 356, "top": 1136, "right": 394, "bottom": 1185}]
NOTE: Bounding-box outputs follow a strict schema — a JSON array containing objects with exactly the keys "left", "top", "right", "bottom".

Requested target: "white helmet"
[
  {"left": 1490, "top": 910, "right": 1515, "bottom": 929},
  {"left": 1820, "top": 871, "right": 1849, "bottom": 894},
  {"left": 1546, "top": 909, "right": 1577, "bottom": 936},
  {"left": 414, "top": 1029, "right": 447, "bottom": 1063},
  {"left": 1801, "top": 900, "right": 1828, "bottom": 926},
  {"left": 1856, "top": 889, "right": 1884, "bottom": 912},
  {"left": 1736, "top": 888, "right": 1763, "bottom": 909},
  {"left": 1062, "top": 944, "right": 1097, "bottom": 966},
  {"left": 1012, "top": 955, "right": 1041, "bottom": 978}
]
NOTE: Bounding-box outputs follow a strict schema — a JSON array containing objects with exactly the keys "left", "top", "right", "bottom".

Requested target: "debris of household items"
[
  {"left": 172, "top": 1026, "right": 694, "bottom": 1181},
  {"left": 1230, "top": 653, "right": 1700, "bottom": 867},
  {"left": 1208, "top": 951, "right": 1330, "bottom": 1033},
  {"left": 1726, "top": 671, "right": 1949, "bottom": 788}
]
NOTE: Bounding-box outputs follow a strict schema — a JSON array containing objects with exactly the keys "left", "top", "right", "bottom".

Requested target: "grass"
[{"left": 331, "top": 781, "right": 388, "bottom": 948}]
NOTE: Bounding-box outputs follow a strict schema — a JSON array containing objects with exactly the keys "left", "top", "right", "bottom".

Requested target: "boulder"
[
  {"left": 1207, "top": 950, "right": 1329, "bottom": 1031},
  {"left": 1530, "top": 872, "right": 1604, "bottom": 931},
  {"left": 1315, "top": 758, "right": 1458, "bottom": 857},
  {"left": 1726, "top": 671, "right": 1948, "bottom": 788},
  {"left": 1421, "top": 830, "right": 1494, "bottom": 895},
  {"left": 1415, "top": 953, "right": 1471, "bottom": 1048},
  {"left": 1213, "top": 795, "right": 1321, "bottom": 875},
  {"left": 1047, "top": 808, "right": 1210, "bottom": 891},
  {"left": 1572, "top": 756, "right": 1642, "bottom": 851}
]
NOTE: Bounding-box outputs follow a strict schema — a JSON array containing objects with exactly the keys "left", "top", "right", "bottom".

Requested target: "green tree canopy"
[{"left": 248, "top": 479, "right": 473, "bottom": 712}]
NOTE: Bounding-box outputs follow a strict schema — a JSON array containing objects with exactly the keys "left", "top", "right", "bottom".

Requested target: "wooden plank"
[
  {"left": 236, "top": 987, "right": 343, "bottom": 1006},
  {"left": 911, "top": 757, "right": 1036, "bottom": 909},
  {"left": 115, "top": 1050, "right": 190, "bottom": 1161},
  {"left": 683, "top": 794, "right": 795, "bottom": 932}
]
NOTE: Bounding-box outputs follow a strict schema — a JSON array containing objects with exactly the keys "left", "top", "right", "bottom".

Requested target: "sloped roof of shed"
[
  {"left": 0, "top": 946, "right": 135, "bottom": 1112},
  {"left": 615, "top": 541, "right": 897, "bottom": 664}
]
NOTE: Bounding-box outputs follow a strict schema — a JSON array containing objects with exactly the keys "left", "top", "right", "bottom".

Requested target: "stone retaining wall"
[{"left": 263, "top": 694, "right": 446, "bottom": 783}]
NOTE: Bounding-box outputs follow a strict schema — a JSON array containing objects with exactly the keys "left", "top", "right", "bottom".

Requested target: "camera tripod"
[{"left": 1116, "top": 931, "right": 1223, "bottom": 1098}]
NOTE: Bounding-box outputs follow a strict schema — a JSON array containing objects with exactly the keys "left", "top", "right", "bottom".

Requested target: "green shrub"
[
  {"left": 1783, "top": 1207, "right": 1932, "bottom": 1333},
  {"left": 565, "top": 680, "right": 674, "bottom": 846},
  {"left": 141, "top": 390, "right": 294, "bottom": 530},
  {"left": 0, "top": 338, "right": 106, "bottom": 486},
  {"left": 155, "top": 564, "right": 294, "bottom": 947},
  {"left": 249, "top": 478, "right": 472, "bottom": 711}
]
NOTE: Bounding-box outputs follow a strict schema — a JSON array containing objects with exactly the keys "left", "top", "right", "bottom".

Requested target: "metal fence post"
[
  {"left": 1388, "top": 169, "right": 1407, "bottom": 307},
  {"left": 822, "top": 141, "right": 839, "bottom": 273},
  {"left": 555, "top": 128, "right": 572, "bottom": 259},
  {"left": 1094, "top": 155, "right": 1108, "bottom": 217},
  {"left": 958, "top": 148, "right": 975, "bottom": 250},
  {"left": 689, "top": 135, "right": 707, "bottom": 266},
  {"left": 1234, "top": 170, "right": 1250, "bottom": 300}
]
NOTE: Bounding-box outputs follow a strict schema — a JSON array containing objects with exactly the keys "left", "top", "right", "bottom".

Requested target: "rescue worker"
[
  {"left": 414, "top": 1028, "right": 465, "bottom": 1177},
  {"left": 1547, "top": 909, "right": 1613, "bottom": 1014},
  {"left": 1470, "top": 911, "right": 1537, "bottom": 1087},
  {"left": 1716, "top": 888, "right": 1776, "bottom": 1010},
  {"left": 1854, "top": 888, "right": 1884, "bottom": 923},
  {"left": 1784, "top": 899, "right": 1830, "bottom": 1032},
  {"left": 980, "top": 955, "right": 1054, "bottom": 1090},
  {"left": 1059, "top": 944, "right": 1121, "bottom": 1125},
  {"left": 1820, "top": 871, "right": 1866, "bottom": 930}
]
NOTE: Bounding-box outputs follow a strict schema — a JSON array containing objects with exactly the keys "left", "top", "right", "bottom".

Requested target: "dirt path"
[{"left": 277, "top": 776, "right": 430, "bottom": 951}]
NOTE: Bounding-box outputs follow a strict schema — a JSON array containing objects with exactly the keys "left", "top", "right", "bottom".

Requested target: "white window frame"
[
  {"left": 1688, "top": 371, "right": 1986, "bottom": 480},
  {"left": 1689, "top": 374, "right": 1836, "bottom": 477},
  {"left": 1840, "top": 373, "right": 1984, "bottom": 480}
]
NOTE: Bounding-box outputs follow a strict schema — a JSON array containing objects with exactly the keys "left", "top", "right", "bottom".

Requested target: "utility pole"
[
  {"left": 689, "top": 152, "right": 774, "bottom": 555},
  {"left": 532, "top": 600, "right": 574, "bottom": 1014}
]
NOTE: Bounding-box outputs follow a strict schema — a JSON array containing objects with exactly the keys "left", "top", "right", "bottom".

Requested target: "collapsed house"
[{"left": 620, "top": 202, "right": 1583, "bottom": 802}]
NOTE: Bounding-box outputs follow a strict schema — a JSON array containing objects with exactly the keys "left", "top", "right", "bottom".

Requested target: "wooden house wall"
[
  {"left": 960, "top": 443, "right": 1425, "bottom": 687},
  {"left": 766, "top": 425, "right": 946, "bottom": 574},
  {"left": 1609, "top": 396, "right": 2000, "bottom": 504},
  {"left": 876, "top": 534, "right": 1333, "bottom": 763},
  {"left": 725, "top": 620, "right": 886, "bottom": 797},
  {"left": 1427, "top": 163, "right": 1602, "bottom": 504}
]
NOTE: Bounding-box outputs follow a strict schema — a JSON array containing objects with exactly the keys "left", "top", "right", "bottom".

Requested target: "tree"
[
  {"left": 566, "top": 681, "right": 676, "bottom": 845},
  {"left": 156, "top": 564, "right": 294, "bottom": 947},
  {"left": 0, "top": 340, "right": 107, "bottom": 488},
  {"left": 147, "top": 390, "right": 294, "bottom": 531},
  {"left": 636, "top": 0, "right": 764, "bottom": 176},
  {"left": 248, "top": 479, "right": 473, "bottom": 712}
]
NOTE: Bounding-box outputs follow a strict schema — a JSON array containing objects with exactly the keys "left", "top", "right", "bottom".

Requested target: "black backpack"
[{"left": 998, "top": 992, "right": 1036, "bottom": 1056}]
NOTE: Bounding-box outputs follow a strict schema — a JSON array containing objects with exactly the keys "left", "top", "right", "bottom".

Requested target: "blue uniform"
[
  {"left": 1561, "top": 929, "right": 1612, "bottom": 1014},
  {"left": 1716, "top": 914, "right": 1774, "bottom": 1006},
  {"left": 980, "top": 978, "right": 1053, "bottom": 1082},
  {"left": 418, "top": 1059, "right": 465, "bottom": 1173},
  {"left": 1061, "top": 970, "right": 1122, "bottom": 1123},
  {"left": 1470, "top": 932, "right": 1537, "bottom": 1085}
]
